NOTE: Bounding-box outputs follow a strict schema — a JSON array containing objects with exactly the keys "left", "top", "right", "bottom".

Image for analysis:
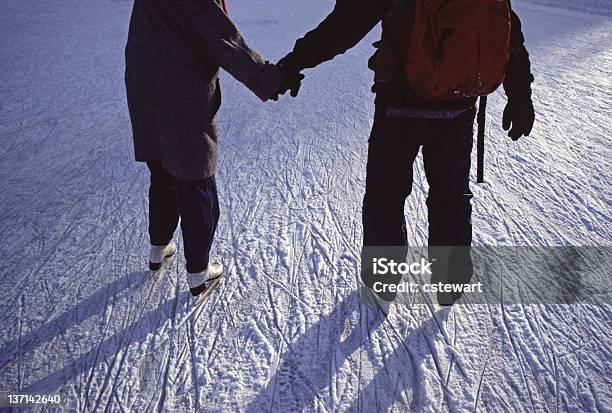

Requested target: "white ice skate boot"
[
  {"left": 361, "top": 285, "right": 392, "bottom": 318},
  {"left": 149, "top": 242, "right": 177, "bottom": 271},
  {"left": 188, "top": 262, "right": 224, "bottom": 305}
]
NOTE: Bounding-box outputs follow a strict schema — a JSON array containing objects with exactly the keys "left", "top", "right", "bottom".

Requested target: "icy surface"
[
  {"left": 0, "top": 0, "right": 610, "bottom": 411},
  {"left": 528, "top": 0, "right": 612, "bottom": 17}
]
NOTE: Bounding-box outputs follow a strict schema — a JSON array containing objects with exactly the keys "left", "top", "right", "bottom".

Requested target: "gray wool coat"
[{"left": 125, "top": 0, "right": 282, "bottom": 181}]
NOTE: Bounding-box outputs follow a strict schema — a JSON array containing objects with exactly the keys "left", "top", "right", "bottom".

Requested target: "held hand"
[
  {"left": 271, "top": 69, "right": 304, "bottom": 101},
  {"left": 280, "top": 70, "right": 305, "bottom": 98},
  {"left": 270, "top": 57, "right": 304, "bottom": 101},
  {"left": 502, "top": 98, "right": 535, "bottom": 141}
]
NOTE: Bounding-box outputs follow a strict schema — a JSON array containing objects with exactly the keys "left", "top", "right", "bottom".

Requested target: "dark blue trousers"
[
  {"left": 147, "top": 161, "right": 219, "bottom": 274},
  {"left": 361, "top": 106, "right": 476, "bottom": 300},
  {"left": 363, "top": 105, "right": 476, "bottom": 247}
]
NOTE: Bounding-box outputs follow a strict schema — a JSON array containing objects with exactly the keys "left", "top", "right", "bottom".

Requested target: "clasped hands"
[{"left": 270, "top": 57, "right": 304, "bottom": 101}]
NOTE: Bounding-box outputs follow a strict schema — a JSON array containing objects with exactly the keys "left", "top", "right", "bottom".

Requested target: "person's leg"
[
  {"left": 422, "top": 109, "right": 476, "bottom": 304},
  {"left": 147, "top": 160, "right": 179, "bottom": 247},
  {"left": 175, "top": 175, "right": 220, "bottom": 275},
  {"left": 422, "top": 108, "right": 476, "bottom": 247},
  {"left": 361, "top": 108, "right": 421, "bottom": 301},
  {"left": 362, "top": 110, "right": 421, "bottom": 247}
]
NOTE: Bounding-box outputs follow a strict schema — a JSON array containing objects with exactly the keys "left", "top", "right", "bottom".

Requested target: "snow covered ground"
[
  {"left": 528, "top": 0, "right": 612, "bottom": 17},
  {"left": 0, "top": 0, "right": 610, "bottom": 411}
]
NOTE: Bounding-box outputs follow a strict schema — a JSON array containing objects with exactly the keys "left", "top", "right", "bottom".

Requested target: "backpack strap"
[
  {"left": 476, "top": 95, "right": 487, "bottom": 184},
  {"left": 476, "top": 0, "right": 510, "bottom": 184}
]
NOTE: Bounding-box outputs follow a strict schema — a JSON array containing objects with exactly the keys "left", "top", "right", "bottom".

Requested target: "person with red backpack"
[{"left": 279, "top": 0, "right": 535, "bottom": 313}]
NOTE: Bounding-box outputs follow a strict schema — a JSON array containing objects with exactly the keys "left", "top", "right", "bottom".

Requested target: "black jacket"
[{"left": 282, "top": 0, "right": 534, "bottom": 110}]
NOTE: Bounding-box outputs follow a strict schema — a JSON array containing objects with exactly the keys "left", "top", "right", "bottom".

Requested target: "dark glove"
[
  {"left": 271, "top": 63, "right": 304, "bottom": 101},
  {"left": 273, "top": 56, "right": 305, "bottom": 99},
  {"left": 502, "top": 97, "right": 535, "bottom": 141}
]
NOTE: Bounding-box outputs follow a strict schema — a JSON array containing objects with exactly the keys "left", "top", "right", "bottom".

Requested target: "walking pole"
[{"left": 476, "top": 96, "right": 487, "bottom": 184}]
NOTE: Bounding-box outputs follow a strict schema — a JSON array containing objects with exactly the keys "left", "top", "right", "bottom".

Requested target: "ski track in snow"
[{"left": 0, "top": 0, "right": 610, "bottom": 411}]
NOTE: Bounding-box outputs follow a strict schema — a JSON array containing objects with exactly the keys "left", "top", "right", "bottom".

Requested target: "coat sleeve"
[
  {"left": 173, "top": 0, "right": 282, "bottom": 101},
  {"left": 503, "top": 6, "right": 534, "bottom": 100},
  {"left": 281, "top": 0, "right": 392, "bottom": 71}
]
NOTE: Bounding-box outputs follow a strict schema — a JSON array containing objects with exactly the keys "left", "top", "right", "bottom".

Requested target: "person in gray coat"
[{"left": 125, "top": 0, "right": 301, "bottom": 301}]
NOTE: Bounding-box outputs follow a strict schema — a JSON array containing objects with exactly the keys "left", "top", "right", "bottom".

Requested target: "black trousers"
[
  {"left": 147, "top": 160, "right": 220, "bottom": 274},
  {"left": 361, "top": 106, "right": 476, "bottom": 300}
]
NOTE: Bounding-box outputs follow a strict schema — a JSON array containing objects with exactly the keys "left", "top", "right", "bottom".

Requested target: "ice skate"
[
  {"left": 188, "top": 262, "right": 224, "bottom": 305},
  {"left": 149, "top": 242, "right": 177, "bottom": 271}
]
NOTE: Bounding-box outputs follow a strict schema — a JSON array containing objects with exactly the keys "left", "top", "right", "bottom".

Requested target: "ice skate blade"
[{"left": 194, "top": 273, "right": 224, "bottom": 305}]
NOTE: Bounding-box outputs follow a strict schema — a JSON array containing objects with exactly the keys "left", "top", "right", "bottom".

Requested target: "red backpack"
[
  {"left": 398, "top": 0, "right": 512, "bottom": 100},
  {"left": 378, "top": 0, "right": 512, "bottom": 183}
]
